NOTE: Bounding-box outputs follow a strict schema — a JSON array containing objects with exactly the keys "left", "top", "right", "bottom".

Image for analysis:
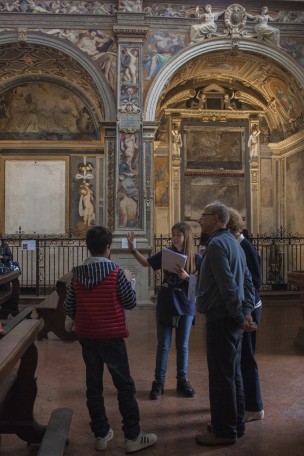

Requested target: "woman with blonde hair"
[{"left": 127, "top": 222, "right": 201, "bottom": 400}]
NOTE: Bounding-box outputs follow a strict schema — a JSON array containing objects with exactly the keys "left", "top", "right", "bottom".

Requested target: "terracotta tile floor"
[{"left": 1, "top": 301, "right": 304, "bottom": 456}]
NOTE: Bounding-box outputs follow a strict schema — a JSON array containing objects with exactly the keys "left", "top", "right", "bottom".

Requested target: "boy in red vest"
[{"left": 64, "top": 225, "right": 157, "bottom": 453}]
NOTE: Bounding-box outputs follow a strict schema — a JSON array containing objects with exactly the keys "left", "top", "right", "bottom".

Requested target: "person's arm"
[
  {"left": 63, "top": 278, "right": 77, "bottom": 319},
  {"left": 117, "top": 269, "right": 137, "bottom": 310},
  {"left": 127, "top": 231, "right": 150, "bottom": 267}
]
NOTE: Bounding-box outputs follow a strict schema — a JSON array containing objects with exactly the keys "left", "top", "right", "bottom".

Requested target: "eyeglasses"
[{"left": 200, "top": 213, "right": 215, "bottom": 218}]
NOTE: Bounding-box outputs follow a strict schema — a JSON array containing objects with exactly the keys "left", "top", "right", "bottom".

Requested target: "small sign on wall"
[{"left": 22, "top": 240, "right": 36, "bottom": 251}]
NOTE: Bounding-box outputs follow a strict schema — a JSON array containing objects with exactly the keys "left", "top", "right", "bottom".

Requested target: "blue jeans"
[
  {"left": 241, "top": 306, "right": 263, "bottom": 411},
  {"left": 206, "top": 317, "right": 244, "bottom": 439},
  {"left": 155, "top": 315, "right": 194, "bottom": 384},
  {"left": 79, "top": 338, "right": 140, "bottom": 439}
]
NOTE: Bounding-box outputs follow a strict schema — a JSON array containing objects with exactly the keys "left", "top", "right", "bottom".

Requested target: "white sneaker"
[
  {"left": 245, "top": 410, "right": 265, "bottom": 422},
  {"left": 95, "top": 428, "right": 114, "bottom": 451},
  {"left": 125, "top": 431, "right": 157, "bottom": 453}
]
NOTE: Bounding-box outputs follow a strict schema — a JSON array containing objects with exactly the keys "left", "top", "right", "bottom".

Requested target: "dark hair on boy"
[{"left": 85, "top": 225, "right": 112, "bottom": 255}]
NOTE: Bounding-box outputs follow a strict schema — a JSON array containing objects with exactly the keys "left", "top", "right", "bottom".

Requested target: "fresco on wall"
[
  {"left": 0, "top": 83, "right": 97, "bottom": 140},
  {"left": 76, "top": 30, "right": 116, "bottom": 88},
  {"left": 143, "top": 32, "right": 186, "bottom": 80},
  {"left": 186, "top": 181, "right": 242, "bottom": 223},
  {"left": 120, "top": 46, "right": 140, "bottom": 106},
  {"left": 118, "top": 131, "right": 139, "bottom": 228},
  {"left": 185, "top": 128, "right": 244, "bottom": 170},
  {"left": 286, "top": 152, "right": 304, "bottom": 234},
  {"left": 44, "top": 28, "right": 116, "bottom": 88},
  {"left": 119, "top": 0, "right": 142, "bottom": 13},
  {"left": 281, "top": 36, "right": 304, "bottom": 67},
  {"left": 70, "top": 156, "right": 96, "bottom": 236},
  {"left": 155, "top": 157, "right": 169, "bottom": 207}
]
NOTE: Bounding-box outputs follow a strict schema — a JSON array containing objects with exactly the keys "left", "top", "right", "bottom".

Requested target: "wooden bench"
[
  {"left": 0, "top": 309, "right": 73, "bottom": 452},
  {"left": 0, "top": 270, "right": 21, "bottom": 319},
  {"left": 36, "top": 272, "right": 77, "bottom": 341}
]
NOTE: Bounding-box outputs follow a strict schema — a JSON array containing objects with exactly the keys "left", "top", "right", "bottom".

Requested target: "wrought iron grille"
[
  {"left": 153, "top": 228, "right": 304, "bottom": 292},
  {"left": 2, "top": 227, "right": 304, "bottom": 296}
]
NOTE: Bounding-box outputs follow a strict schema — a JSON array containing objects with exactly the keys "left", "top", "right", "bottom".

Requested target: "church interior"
[{"left": 0, "top": 1, "right": 304, "bottom": 455}]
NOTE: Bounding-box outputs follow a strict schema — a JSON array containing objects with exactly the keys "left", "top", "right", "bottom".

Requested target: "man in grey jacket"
[{"left": 195, "top": 201, "right": 256, "bottom": 446}]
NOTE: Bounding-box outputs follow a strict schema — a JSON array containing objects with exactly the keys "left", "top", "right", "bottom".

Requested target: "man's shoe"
[
  {"left": 125, "top": 431, "right": 157, "bottom": 453},
  {"left": 196, "top": 432, "right": 236, "bottom": 446},
  {"left": 95, "top": 428, "right": 114, "bottom": 451},
  {"left": 149, "top": 381, "right": 164, "bottom": 400},
  {"left": 176, "top": 378, "right": 195, "bottom": 397},
  {"left": 245, "top": 410, "right": 264, "bottom": 422},
  {"left": 207, "top": 423, "right": 244, "bottom": 438}
]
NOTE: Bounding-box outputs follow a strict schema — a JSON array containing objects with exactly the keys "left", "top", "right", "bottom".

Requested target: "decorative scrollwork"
[{"left": 224, "top": 4, "right": 247, "bottom": 38}]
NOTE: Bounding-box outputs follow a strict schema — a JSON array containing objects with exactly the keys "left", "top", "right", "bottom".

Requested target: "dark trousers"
[
  {"left": 241, "top": 306, "right": 263, "bottom": 411},
  {"left": 206, "top": 317, "right": 244, "bottom": 439},
  {"left": 80, "top": 338, "right": 140, "bottom": 439}
]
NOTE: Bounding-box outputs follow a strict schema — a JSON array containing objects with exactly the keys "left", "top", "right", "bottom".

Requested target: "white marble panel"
[{"left": 5, "top": 160, "right": 66, "bottom": 234}]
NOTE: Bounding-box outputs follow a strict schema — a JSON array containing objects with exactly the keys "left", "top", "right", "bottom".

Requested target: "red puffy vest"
[{"left": 73, "top": 268, "right": 129, "bottom": 339}]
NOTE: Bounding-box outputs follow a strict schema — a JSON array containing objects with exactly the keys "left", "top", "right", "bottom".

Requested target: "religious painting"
[
  {"left": 184, "top": 179, "right": 244, "bottom": 224},
  {"left": 286, "top": 152, "right": 304, "bottom": 234},
  {"left": 0, "top": 83, "right": 98, "bottom": 140},
  {"left": 185, "top": 126, "right": 245, "bottom": 170},
  {"left": 155, "top": 157, "right": 169, "bottom": 207},
  {"left": 143, "top": 31, "right": 186, "bottom": 81},
  {"left": 70, "top": 155, "right": 98, "bottom": 236},
  {"left": 120, "top": 46, "right": 140, "bottom": 107},
  {"left": 117, "top": 131, "right": 140, "bottom": 229},
  {"left": 119, "top": 0, "right": 142, "bottom": 13}
]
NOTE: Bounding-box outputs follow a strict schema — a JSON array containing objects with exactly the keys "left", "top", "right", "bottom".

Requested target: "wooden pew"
[
  {"left": 0, "top": 311, "right": 46, "bottom": 443},
  {"left": 0, "top": 270, "right": 21, "bottom": 319},
  {"left": 36, "top": 272, "right": 77, "bottom": 341},
  {"left": 0, "top": 309, "right": 73, "bottom": 452}
]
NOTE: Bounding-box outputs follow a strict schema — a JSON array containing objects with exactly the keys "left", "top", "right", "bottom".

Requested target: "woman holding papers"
[{"left": 127, "top": 223, "right": 201, "bottom": 400}]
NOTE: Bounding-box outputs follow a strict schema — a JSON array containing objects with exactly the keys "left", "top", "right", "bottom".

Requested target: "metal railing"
[
  {"left": 153, "top": 227, "right": 304, "bottom": 292},
  {"left": 3, "top": 234, "right": 87, "bottom": 296},
  {"left": 2, "top": 227, "right": 304, "bottom": 295}
]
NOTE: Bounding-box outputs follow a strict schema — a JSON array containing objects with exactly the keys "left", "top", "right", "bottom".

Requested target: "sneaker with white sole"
[
  {"left": 125, "top": 431, "right": 157, "bottom": 453},
  {"left": 95, "top": 428, "right": 114, "bottom": 451},
  {"left": 245, "top": 410, "right": 264, "bottom": 422}
]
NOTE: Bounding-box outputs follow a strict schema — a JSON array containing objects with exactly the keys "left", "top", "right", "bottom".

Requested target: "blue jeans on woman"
[
  {"left": 241, "top": 306, "right": 263, "bottom": 411},
  {"left": 80, "top": 338, "right": 140, "bottom": 439},
  {"left": 155, "top": 315, "right": 194, "bottom": 384}
]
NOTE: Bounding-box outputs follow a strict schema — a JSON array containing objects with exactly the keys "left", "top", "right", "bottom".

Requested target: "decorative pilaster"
[{"left": 113, "top": 19, "right": 148, "bottom": 232}]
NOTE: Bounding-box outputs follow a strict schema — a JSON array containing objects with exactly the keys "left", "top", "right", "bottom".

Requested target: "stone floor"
[{"left": 1, "top": 301, "right": 304, "bottom": 456}]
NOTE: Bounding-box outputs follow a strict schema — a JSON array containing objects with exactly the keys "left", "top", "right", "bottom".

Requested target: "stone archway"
[
  {"left": 143, "top": 38, "right": 304, "bottom": 236},
  {"left": 0, "top": 34, "right": 116, "bottom": 234}
]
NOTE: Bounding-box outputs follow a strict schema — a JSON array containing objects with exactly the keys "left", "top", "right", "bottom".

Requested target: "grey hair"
[{"left": 206, "top": 201, "right": 230, "bottom": 224}]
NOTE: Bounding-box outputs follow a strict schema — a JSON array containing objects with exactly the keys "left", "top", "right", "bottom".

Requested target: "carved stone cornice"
[
  {"left": 113, "top": 25, "right": 148, "bottom": 41},
  {"left": 185, "top": 170, "right": 245, "bottom": 177},
  {"left": 268, "top": 130, "right": 304, "bottom": 157},
  {"left": 165, "top": 108, "right": 264, "bottom": 122}
]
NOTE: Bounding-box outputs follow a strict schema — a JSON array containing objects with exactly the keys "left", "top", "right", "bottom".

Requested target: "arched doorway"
[
  {"left": 0, "top": 35, "right": 116, "bottom": 235},
  {"left": 144, "top": 38, "right": 304, "bottom": 236}
]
